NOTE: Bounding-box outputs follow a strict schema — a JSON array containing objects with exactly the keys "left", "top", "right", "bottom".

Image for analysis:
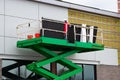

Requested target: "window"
[
  {"left": 2, "top": 60, "right": 96, "bottom": 80},
  {"left": 67, "top": 64, "right": 96, "bottom": 80}
]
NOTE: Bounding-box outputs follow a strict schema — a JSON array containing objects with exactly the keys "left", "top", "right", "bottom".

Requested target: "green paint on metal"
[
  {"left": 17, "top": 37, "right": 104, "bottom": 50},
  {"left": 26, "top": 46, "right": 82, "bottom": 79},
  {"left": 17, "top": 37, "right": 104, "bottom": 80}
]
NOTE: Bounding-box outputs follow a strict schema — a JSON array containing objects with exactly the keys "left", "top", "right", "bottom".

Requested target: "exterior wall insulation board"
[{"left": 68, "top": 9, "right": 120, "bottom": 64}]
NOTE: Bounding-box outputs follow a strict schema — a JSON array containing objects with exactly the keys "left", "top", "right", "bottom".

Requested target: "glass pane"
[{"left": 84, "top": 65, "right": 95, "bottom": 80}]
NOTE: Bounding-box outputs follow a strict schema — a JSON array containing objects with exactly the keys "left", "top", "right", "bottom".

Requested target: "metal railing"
[
  {"left": 74, "top": 24, "right": 103, "bottom": 43},
  {"left": 16, "top": 20, "right": 104, "bottom": 44},
  {"left": 16, "top": 20, "right": 41, "bottom": 40}
]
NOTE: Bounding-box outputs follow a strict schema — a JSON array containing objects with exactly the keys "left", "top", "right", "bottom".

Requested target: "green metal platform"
[{"left": 17, "top": 37, "right": 104, "bottom": 80}]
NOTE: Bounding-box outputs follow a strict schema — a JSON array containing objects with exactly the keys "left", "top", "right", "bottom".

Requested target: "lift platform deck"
[{"left": 17, "top": 36, "right": 104, "bottom": 51}]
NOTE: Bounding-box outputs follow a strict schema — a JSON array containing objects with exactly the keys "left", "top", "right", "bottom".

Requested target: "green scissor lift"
[{"left": 17, "top": 36, "right": 104, "bottom": 80}]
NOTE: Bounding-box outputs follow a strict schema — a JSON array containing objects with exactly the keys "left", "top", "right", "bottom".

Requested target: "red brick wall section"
[
  {"left": 118, "top": 0, "right": 120, "bottom": 13},
  {"left": 97, "top": 65, "right": 120, "bottom": 80}
]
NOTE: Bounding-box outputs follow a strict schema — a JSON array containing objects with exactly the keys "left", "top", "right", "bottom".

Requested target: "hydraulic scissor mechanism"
[{"left": 17, "top": 18, "right": 104, "bottom": 80}]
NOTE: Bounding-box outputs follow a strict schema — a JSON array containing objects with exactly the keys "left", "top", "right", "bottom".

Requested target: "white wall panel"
[
  {"left": 0, "top": 15, "right": 4, "bottom": 36},
  {"left": 5, "top": 16, "right": 32, "bottom": 37},
  {"left": 39, "top": 3, "right": 68, "bottom": 21},
  {"left": 0, "top": 37, "right": 4, "bottom": 54},
  {"left": 5, "top": 0, "right": 38, "bottom": 19},
  {"left": 0, "top": 0, "right": 4, "bottom": 14},
  {"left": 69, "top": 52, "right": 96, "bottom": 61},
  {"left": 96, "top": 48, "right": 118, "bottom": 65},
  {"left": 5, "top": 37, "right": 41, "bottom": 56},
  {"left": 69, "top": 48, "right": 118, "bottom": 65}
]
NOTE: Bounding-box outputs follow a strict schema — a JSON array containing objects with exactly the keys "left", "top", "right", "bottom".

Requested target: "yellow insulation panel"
[
  {"left": 119, "top": 52, "right": 120, "bottom": 64},
  {"left": 119, "top": 53, "right": 120, "bottom": 61},
  {"left": 119, "top": 60, "right": 120, "bottom": 64},
  {"left": 68, "top": 9, "right": 120, "bottom": 64}
]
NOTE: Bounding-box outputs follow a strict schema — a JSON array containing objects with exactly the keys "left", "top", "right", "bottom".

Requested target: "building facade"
[{"left": 0, "top": 0, "right": 120, "bottom": 80}]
